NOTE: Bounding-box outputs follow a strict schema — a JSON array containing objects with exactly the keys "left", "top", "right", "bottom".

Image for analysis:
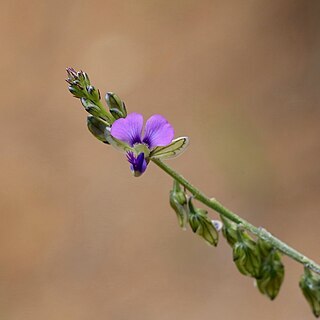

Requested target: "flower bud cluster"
[
  {"left": 66, "top": 68, "right": 129, "bottom": 141},
  {"left": 221, "top": 216, "right": 285, "bottom": 300},
  {"left": 66, "top": 67, "right": 99, "bottom": 101},
  {"left": 169, "top": 181, "right": 221, "bottom": 246}
]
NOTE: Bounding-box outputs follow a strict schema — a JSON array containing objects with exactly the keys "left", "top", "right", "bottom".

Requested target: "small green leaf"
[{"left": 300, "top": 268, "right": 320, "bottom": 317}]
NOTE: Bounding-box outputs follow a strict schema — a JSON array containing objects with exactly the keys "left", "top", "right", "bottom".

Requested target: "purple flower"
[
  {"left": 110, "top": 113, "right": 174, "bottom": 176},
  {"left": 111, "top": 113, "right": 174, "bottom": 149}
]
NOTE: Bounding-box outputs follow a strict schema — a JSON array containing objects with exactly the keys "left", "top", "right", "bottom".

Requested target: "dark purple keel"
[{"left": 126, "top": 152, "right": 147, "bottom": 177}]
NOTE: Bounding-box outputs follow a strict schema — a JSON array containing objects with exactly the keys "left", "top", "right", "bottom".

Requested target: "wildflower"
[{"left": 106, "top": 112, "right": 188, "bottom": 177}]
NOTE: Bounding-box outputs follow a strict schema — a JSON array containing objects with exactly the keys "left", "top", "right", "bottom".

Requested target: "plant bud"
[
  {"left": 87, "top": 116, "right": 109, "bottom": 143},
  {"left": 77, "top": 71, "right": 90, "bottom": 85},
  {"left": 66, "top": 67, "right": 77, "bottom": 81},
  {"left": 105, "top": 92, "right": 127, "bottom": 119},
  {"left": 257, "top": 237, "right": 274, "bottom": 259},
  {"left": 188, "top": 198, "right": 219, "bottom": 246},
  {"left": 169, "top": 180, "right": 188, "bottom": 229},
  {"left": 220, "top": 216, "right": 238, "bottom": 247},
  {"left": 233, "top": 229, "right": 261, "bottom": 278},
  {"left": 86, "top": 85, "right": 101, "bottom": 102},
  {"left": 81, "top": 98, "right": 102, "bottom": 118},
  {"left": 256, "top": 247, "right": 285, "bottom": 300},
  {"left": 82, "top": 72, "right": 90, "bottom": 85},
  {"left": 300, "top": 268, "right": 320, "bottom": 317},
  {"left": 66, "top": 68, "right": 101, "bottom": 105},
  {"left": 68, "top": 86, "right": 85, "bottom": 99}
]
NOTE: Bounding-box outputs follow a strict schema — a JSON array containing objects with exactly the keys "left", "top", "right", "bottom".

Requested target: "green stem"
[{"left": 152, "top": 158, "right": 320, "bottom": 274}]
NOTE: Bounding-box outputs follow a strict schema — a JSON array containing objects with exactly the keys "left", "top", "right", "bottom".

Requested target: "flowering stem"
[{"left": 152, "top": 158, "right": 320, "bottom": 274}]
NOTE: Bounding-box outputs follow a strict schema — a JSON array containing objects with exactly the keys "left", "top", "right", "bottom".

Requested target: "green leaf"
[
  {"left": 150, "top": 137, "right": 189, "bottom": 160},
  {"left": 300, "top": 268, "right": 320, "bottom": 317}
]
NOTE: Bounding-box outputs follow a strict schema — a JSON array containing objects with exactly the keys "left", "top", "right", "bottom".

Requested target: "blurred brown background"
[{"left": 1, "top": 0, "right": 320, "bottom": 319}]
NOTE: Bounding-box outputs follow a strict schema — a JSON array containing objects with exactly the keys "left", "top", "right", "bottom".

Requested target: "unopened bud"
[
  {"left": 66, "top": 67, "right": 77, "bottom": 80},
  {"left": 220, "top": 216, "right": 238, "bottom": 246},
  {"left": 256, "top": 241, "right": 285, "bottom": 300},
  {"left": 86, "top": 85, "right": 101, "bottom": 102},
  {"left": 188, "top": 198, "right": 219, "bottom": 246},
  {"left": 169, "top": 180, "right": 188, "bottom": 229},
  {"left": 68, "top": 86, "right": 85, "bottom": 99},
  {"left": 66, "top": 68, "right": 103, "bottom": 106},
  {"left": 87, "top": 116, "right": 109, "bottom": 143},
  {"left": 77, "top": 71, "right": 87, "bottom": 84},
  {"left": 257, "top": 237, "right": 274, "bottom": 259},
  {"left": 80, "top": 98, "right": 102, "bottom": 117},
  {"left": 300, "top": 268, "right": 320, "bottom": 317},
  {"left": 233, "top": 229, "right": 261, "bottom": 278},
  {"left": 105, "top": 92, "right": 127, "bottom": 119}
]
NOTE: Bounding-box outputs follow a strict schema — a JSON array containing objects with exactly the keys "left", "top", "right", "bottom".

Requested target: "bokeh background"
[{"left": 1, "top": 1, "right": 320, "bottom": 319}]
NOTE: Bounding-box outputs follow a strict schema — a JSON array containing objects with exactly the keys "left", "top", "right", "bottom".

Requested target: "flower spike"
[{"left": 67, "top": 68, "right": 320, "bottom": 318}]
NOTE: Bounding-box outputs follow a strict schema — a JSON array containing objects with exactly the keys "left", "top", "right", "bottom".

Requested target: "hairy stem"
[{"left": 152, "top": 158, "right": 320, "bottom": 274}]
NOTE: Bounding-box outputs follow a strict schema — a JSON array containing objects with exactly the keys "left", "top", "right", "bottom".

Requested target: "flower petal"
[
  {"left": 111, "top": 113, "right": 143, "bottom": 146},
  {"left": 105, "top": 127, "right": 134, "bottom": 153},
  {"left": 143, "top": 114, "right": 174, "bottom": 148},
  {"left": 127, "top": 152, "right": 147, "bottom": 177}
]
